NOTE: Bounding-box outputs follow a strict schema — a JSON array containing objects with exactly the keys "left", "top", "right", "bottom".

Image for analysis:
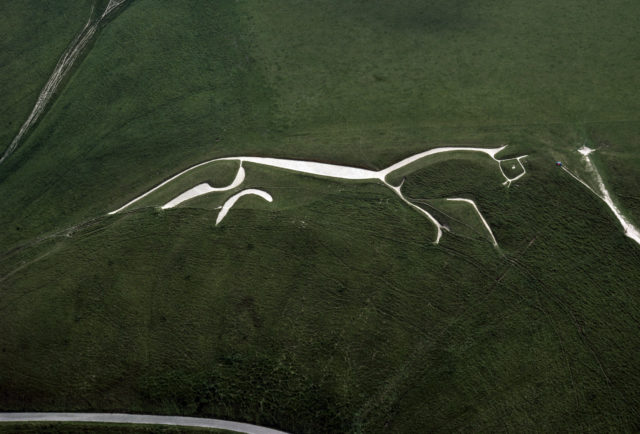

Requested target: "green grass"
[
  {"left": 1, "top": 0, "right": 640, "bottom": 249},
  {"left": 420, "top": 198, "right": 495, "bottom": 244},
  {"left": 499, "top": 158, "right": 525, "bottom": 180},
  {"left": 1, "top": 0, "right": 640, "bottom": 432},
  {"left": 2, "top": 153, "right": 640, "bottom": 432},
  {"left": 585, "top": 122, "right": 640, "bottom": 223},
  {"left": 0, "top": 0, "right": 93, "bottom": 155},
  {"left": 0, "top": 0, "right": 275, "bottom": 248},
  {"left": 243, "top": 0, "right": 640, "bottom": 137},
  {"left": 385, "top": 151, "right": 503, "bottom": 185}
]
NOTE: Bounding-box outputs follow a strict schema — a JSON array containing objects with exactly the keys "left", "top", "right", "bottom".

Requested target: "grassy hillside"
[
  {"left": 1, "top": 0, "right": 639, "bottom": 249},
  {"left": 1, "top": 0, "right": 640, "bottom": 432},
  {"left": 0, "top": 0, "right": 275, "bottom": 249},
  {"left": 587, "top": 123, "right": 640, "bottom": 223},
  {"left": 2, "top": 155, "right": 640, "bottom": 432},
  {"left": 0, "top": 0, "right": 93, "bottom": 154},
  {"left": 244, "top": 0, "right": 640, "bottom": 130}
]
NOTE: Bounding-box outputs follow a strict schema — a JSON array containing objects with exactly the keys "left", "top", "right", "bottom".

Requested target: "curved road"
[{"left": 0, "top": 413, "right": 288, "bottom": 434}]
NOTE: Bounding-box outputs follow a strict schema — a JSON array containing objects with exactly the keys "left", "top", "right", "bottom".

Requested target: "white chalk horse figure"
[{"left": 110, "top": 146, "right": 528, "bottom": 247}]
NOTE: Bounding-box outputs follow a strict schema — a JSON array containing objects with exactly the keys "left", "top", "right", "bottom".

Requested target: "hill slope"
[{"left": 1, "top": 0, "right": 639, "bottom": 432}]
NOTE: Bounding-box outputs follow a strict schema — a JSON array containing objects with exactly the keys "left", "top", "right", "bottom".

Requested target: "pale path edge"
[{"left": 0, "top": 412, "right": 288, "bottom": 434}]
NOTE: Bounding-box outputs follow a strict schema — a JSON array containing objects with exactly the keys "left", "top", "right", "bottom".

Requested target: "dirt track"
[
  {"left": 0, "top": 1, "right": 128, "bottom": 166},
  {"left": 0, "top": 412, "right": 287, "bottom": 434}
]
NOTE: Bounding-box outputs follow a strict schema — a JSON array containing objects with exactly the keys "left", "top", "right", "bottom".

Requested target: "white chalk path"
[
  {"left": 111, "top": 146, "right": 528, "bottom": 244},
  {"left": 102, "top": 0, "right": 128, "bottom": 18},
  {"left": 385, "top": 179, "right": 446, "bottom": 243},
  {"left": 376, "top": 145, "right": 508, "bottom": 178},
  {"left": 161, "top": 165, "right": 246, "bottom": 209},
  {"left": 563, "top": 147, "right": 640, "bottom": 246},
  {"left": 233, "top": 156, "right": 378, "bottom": 180},
  {"left": 0, "top": 1, "right": 128, "bottom": 166},
  {"left": 446, "top": 198, "right": 498, "bottom": 246},
  {"left": 498, "top": 156, "right": 528, "bottom": 186},
  {"left": 0, "top": 412, "right": 287, "bottom": 434},
  {"left": 216, "top": 189, "right": 273, "bottom": 225}
]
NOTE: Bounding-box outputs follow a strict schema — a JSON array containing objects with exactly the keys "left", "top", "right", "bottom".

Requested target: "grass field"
[
  {"left": 244, "top": 0, "right": 640, "bottom": 130},
  {"left": 1, "top": 0, "right": 640, "bottom": 432},
  {"left": 1, "top": 0, "right": 639, "bottom": 248},
  {"left": 0, "top": 0, "right": 92, "bottom": 155},
  {"left": 2, "top": 156, "right": 640, "bottom": 432}
]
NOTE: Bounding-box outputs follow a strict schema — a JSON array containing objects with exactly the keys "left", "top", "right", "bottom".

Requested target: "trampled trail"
[
  {"left": 0, "top": 1, "right": 128, "bottom": 166},
  {"left": 111, "top": 146, "right": 527, "bottom": 246},
  {"left": 446, "top": 198, "right": 499, "bottom": 246},
  {"left": 564, "top": 147, "right": 640, "bottom": 246},
  {"left": 102, "top": 0, "right": 128, "bottom": 18}
]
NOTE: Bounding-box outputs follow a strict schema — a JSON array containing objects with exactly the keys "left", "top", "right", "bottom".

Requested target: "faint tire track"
[{"left": 0, "top": 1, "right": 129, "bottom": 166}]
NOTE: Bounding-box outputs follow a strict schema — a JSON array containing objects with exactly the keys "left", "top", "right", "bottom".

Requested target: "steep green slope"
[
  {"left": 1, "top": 156, "right": 640, "bottom": 432},
  {"left": 1, "top": 1, "right": 640, "bottom": 432},
  {"left": 0, "top": 0, "right": 93, "bottom": 154},
  {"left": 245, "top": 0, "right": 640, "bottom": 131},
  {"left": 1, "top": 0, "right": 639, "bottom": 249},
  {"left": 587, "top": 123, "right": 640, "bottom": 223},
  {"left": 0, "top": 0, "right": 275, "bottom": 249}
]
